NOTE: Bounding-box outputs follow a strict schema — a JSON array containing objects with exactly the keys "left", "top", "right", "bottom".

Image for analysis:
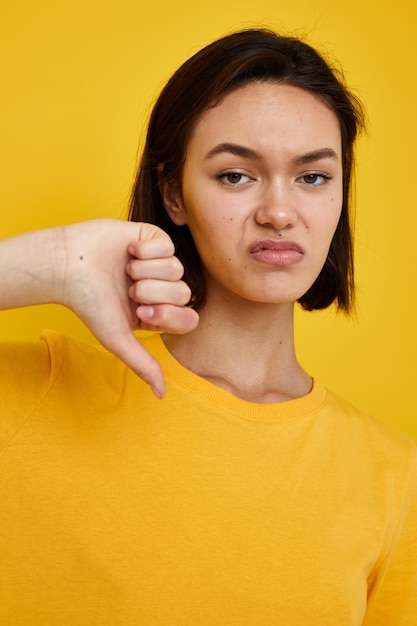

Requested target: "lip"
[{"left": 249, "top": 239, "right": 305, "bottom": 266}]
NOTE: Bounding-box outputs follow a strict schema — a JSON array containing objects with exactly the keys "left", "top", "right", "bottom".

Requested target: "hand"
[{"left": 60, "top": 219, "right": 199, "bottom": 397}]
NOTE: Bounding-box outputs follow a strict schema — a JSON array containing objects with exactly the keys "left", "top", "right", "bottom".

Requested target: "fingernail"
[
  {"left": 151, "top": 384, "right": 164, "bottom": 400},
  {"left": 139, "top": 305, "right": 154, "bottom": 320}
]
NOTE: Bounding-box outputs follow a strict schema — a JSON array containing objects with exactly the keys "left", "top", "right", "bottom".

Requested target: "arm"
[
  {"left": 363, "top": 444, "right": 417, "bottom": 625},
  {"left": 0, "top": 219, "right": 198, "bottom": 397}
]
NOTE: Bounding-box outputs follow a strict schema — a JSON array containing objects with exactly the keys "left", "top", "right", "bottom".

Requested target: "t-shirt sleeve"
[
  {"left": 0, "top": 334, "right": 60, "bottom": 449},
  {"left": 364, "top": 440, "right": 417, "bottom": 625}
]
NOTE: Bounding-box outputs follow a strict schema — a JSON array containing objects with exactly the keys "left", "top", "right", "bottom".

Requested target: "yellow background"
[{"left": 1, "top": 0, "right": 416, "bottom": 440}]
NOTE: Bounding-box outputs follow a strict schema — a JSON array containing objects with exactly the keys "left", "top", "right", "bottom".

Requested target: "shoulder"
[
  {"left": 41, "top": 329, "right": 123, "bottom": 375},
  {"left": 0, "top": 333, "right": 57, "bottom": 449},
  {"left": 0, "top": 331, "right": 136, "bottom": 450},
  {"left": 322, "top": 385, "right": 417, "bottom": 484},
  {"left": 0, "top": 329, "right": 111, "bottom": 378},
  {"left": 37, "top": 330, "right": 143, "bottom": 402},
  {"left": 324, "top": 386, "right": 414, "bottom": 445}
]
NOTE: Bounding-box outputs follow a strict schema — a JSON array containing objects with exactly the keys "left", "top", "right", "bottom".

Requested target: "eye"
[
  {"left": 298, "top": 172, "right": 331, "bottom": 186},
  {"left": 217, "top": 171, "right": 252, "bottom": 186}
]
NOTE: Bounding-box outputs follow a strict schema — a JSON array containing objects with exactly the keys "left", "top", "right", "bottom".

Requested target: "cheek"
[
  {"left": 181, "top": 188, "right": 232, "bottom": 240},
  {"left": 322, "top": 195, "right": 343, "bottom": 235},
  {"left": 306, "top": 198, "right": 343, "bottom": 260},
  {"left": 332, "top": 198, "right": 344, "bottom": 234}
]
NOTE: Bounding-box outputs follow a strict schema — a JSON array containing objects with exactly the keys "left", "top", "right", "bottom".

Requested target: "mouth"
[{"left": 249, "top": 239, "right": 305, "bottom": 266}]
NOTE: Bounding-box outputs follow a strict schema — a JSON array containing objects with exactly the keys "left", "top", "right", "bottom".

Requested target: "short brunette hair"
[{"left": 129, "top": 29, "right": 365, "bottom": 312}]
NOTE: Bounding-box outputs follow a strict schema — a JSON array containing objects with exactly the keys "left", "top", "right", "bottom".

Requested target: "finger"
[
  {"left": 128, "top": 235, "right": 175, "bottom": 261},
  {"left": 136, "top": 221, "right": 176, "bottom": 245},
  {"left": 126, "top": 256, "right": 184, "bottom": 282},
  {"left": 136, "top": 304, "right": 199, "bottom": 334},
  {"left": 103, "top": 330, "right": 166, "bottom": 399},
  {"left": 129, "top": 278, "right": 192, "bottom": 306}
]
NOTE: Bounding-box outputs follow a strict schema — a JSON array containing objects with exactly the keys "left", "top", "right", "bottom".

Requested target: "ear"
[{"left": 157, "top": 164, "right": 187, "bottom": 226}]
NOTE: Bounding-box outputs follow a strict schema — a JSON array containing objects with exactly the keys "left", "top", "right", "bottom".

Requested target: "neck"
[{"left": 163, "top": 299, "right": 312, "bottom": 403}]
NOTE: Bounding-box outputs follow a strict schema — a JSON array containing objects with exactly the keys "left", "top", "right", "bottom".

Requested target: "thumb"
[
  {"left": 103, "top": 331, "right": 166, "bottom": 399},
  {"left": 133, "top": 223, "right": 175, "bottom": 259}
]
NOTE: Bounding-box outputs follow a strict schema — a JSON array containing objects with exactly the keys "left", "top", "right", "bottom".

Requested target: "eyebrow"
[
  {"left": 204, "top": 143, "right": 260, "bottom": 161},
  {"left": 292, "top": 148, "right": 339, "bottom": 164},
  {"left": 203, "top": 142, "right": 338, "bottom": 163}
]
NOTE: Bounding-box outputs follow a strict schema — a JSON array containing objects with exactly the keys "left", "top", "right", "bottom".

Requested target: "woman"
[{"left": 1, "top": 29, "right": 416, "bottom": 625}]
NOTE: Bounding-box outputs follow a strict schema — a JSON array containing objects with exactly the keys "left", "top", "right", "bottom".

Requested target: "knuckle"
[
  {"left": 127, "top": 259, "right": 143, "bottom": 280},
  {"left": 130, "top": 240, "right": 147, "bottom": 259},
  {"left": 178, "top": 280, "right": 192, "bottom": 304},
  {"left": 131, "top": 280, "right": 150, "bottom": 303},
  {"left": 157, "top": 305, "right": 172, "bottom": 326},
  {"left": 170, "top": 257, "right": 185, "bottom": 280},
  {"left": 162, "top": 238, "right": 175, "bottom": 256}
]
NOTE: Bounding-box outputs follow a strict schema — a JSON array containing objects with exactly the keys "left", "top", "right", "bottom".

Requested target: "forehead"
[{"left": 187, "top": 81, "right": 341, "bottom": 158}]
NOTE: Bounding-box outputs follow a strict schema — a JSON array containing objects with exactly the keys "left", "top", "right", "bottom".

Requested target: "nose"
[{"left": 254, "top": 180, "right": 298, "bottom": 230}]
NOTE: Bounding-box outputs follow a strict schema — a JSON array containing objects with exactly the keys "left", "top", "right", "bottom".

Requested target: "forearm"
[
  {"left": 0, "top": 219, "right": 198, "bottom": 396},
  {"left": 0, "top": 227, "right": 66, "bottom": 310}
]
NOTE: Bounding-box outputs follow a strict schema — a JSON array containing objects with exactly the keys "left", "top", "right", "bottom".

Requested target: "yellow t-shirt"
[{"left": 1, "top": 331, "right": 416, "bottom": 625}]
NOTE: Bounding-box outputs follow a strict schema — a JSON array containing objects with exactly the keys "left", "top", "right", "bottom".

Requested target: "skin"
[
  {"left": 155, "top": 82, "right": 343, "bottom": 402},
  {"left": 0, "top": 221, "right": 198, "bottom": 398},
  {"left": 0, "top": 82, "right": 343, "bottom": 401}
]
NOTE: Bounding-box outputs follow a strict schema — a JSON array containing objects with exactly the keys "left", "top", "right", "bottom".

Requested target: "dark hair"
[{"left": 128, "top": 28, "right": 365, "bottom": 312}]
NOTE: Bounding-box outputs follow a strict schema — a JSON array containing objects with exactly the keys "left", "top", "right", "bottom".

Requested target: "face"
[{"left": 162, "top": 82, "right": 343, "bottom": 308}]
